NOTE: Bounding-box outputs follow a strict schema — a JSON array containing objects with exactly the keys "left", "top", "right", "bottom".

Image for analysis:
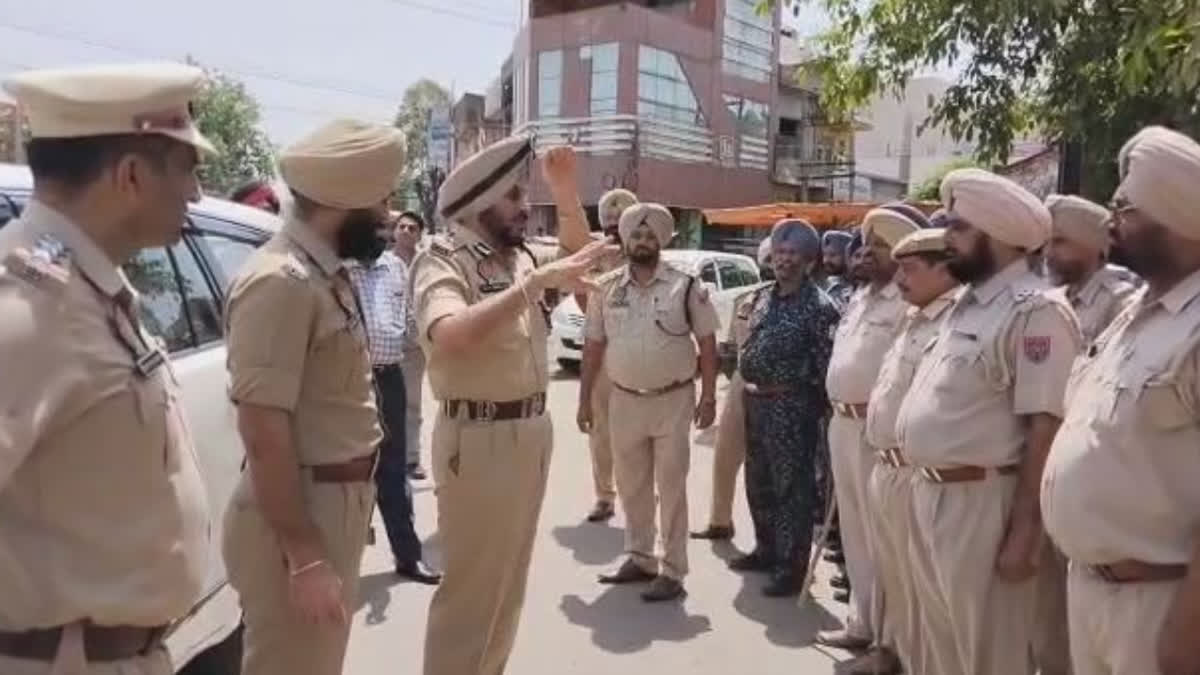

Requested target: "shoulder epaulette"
[
  {"left": 427, "top": 234, "right": 460, "bottom": 259},
  {"left": 469, "top": 241, "right": 496, "bottom": 260},
  {"left": 2, "top": 235, "right": 71, "bottom": 292}
]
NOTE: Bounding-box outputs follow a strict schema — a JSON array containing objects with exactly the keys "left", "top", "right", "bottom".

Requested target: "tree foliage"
[
  {"left": 188, "top": 60, "right": 276, "bottom": 196},
  {"left": 765, "top": 0, "right": 1200, "bottom": 200},
  {"left": 910, "top": 157, "right": 980, "bottom": 201},
  {"left": 393, "top": 79, "right": 451, "bottom": 229}
]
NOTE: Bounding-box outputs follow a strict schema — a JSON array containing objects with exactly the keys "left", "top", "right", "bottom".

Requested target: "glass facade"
[
  {"left": 537, "top": 49, "right": 563, "bottom": 118},
  {"left": 637, "top": 45, "right": 705, "bottom": 127},
  {"left": 722, "top": 0, "right": 773, "bottom": 83},
  {"left": 724, "top": 94, "right": 769, "bottom": 138},
  {"left": 582, "top": 43, "right": 620, "bottom": 116}
]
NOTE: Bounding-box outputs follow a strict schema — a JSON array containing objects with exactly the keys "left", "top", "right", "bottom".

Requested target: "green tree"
[
  {"left": 764, "top": 0, "right": 1200, "bottom": 200},
  {"left": 393, "top": 79, "right": 451, "bottom": 229},
  {"left": 188, "top": 60, "right": 276, "bottom": 196},
  {"left": 910, "top": 157, "right": 980, "bottom": 201}
]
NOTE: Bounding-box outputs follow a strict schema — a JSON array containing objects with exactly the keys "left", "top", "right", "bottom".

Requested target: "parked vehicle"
[
  {"left": 0, "top": 162, "right": 280, "bottom": 674},
  {"left": 549, "top": 248, "right": 762, "bottom": 372}
]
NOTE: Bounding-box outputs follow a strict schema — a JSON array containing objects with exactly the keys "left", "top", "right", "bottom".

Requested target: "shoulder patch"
[{"left": 2, "top": 243, "right": 70, "bottom": 291}]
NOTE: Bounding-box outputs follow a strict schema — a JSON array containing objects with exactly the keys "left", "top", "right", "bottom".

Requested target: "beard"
[
  {"left": 824, "top": 260, "right": 845, "bottom": 276},
  {"left": 603, "top": 226, "right": 622, "bottom": 247},
  {"left": 1047, "top": 259, "right": 1086, "bottom": 286},
  {"left": 1114, "top": 226, "right": 1169, "bottom": 278},
  {"left": 479, "top": 205, "right": 529, "bottom": 248},
  {"left": 628, "top": 247, "right": 659, "bottom": 266},
  {"left": 336, "top": 210, "right": 387, "bottom": 262},
  {"left": 946, "top": 238, "right": 996, "bottom": 284}
]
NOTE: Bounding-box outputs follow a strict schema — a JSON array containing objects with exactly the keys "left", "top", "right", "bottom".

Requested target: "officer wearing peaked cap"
[
  {"left": 1042, "top": 127, "right": 1200, "bottom": 675},
  {"left": 221, "top": 118, "right": 404, "bottom": 675},
  {"left": 412, "top": 135, "right": 610, "bottom": 675},
  {"left": 896, "top": 169, "right": 1081, "bottom": 675},
  {"left": 0, "top": 63, "right": 212, "bottom": 675}
]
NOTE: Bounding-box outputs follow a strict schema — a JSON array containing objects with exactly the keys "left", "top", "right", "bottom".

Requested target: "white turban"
[
  {"left": 1117, "top": 126, "right": 1200, "bottom": 242},
  {"left": 598, "top": 188, "right": 638, "bottom": 228},
  {"left": 1045, "top": 194, "right": 1111, "bottom": 253},
  {"left": 862, "top": 205, "right": 923, "bottom": 249},
  {"left": 756, "top": 237, "right": 772, "bottom": 268},
  {"left": 940, "top": 168, "right": 1051, "bottom": 250},
  {"left": 618, "top": 202, "right": 674, "bottom": 247}
]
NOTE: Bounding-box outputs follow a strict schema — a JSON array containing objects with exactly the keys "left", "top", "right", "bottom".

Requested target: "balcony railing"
[
  {"left": 739, "top": 136, "right": 769, "bottom": 171},
  {"left": 772, "top": 139, "right": 855, "bottom": 185},
  {"left": 515, "top": 114, "right": 727, "bottom": 167}
]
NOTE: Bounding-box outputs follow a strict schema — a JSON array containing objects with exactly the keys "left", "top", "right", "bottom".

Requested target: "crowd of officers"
[{"left": 2, "top": 59, "right": 1200, "bottom": 675}]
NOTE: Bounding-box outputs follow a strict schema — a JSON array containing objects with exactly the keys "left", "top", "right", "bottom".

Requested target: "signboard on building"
[{"left": 427, "top": 104, "right": 452, "bottom": 172}]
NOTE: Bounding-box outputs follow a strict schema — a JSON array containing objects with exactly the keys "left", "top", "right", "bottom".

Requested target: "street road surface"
[{"left": 344, "top": 367, "right": 855, "bottom": 674}]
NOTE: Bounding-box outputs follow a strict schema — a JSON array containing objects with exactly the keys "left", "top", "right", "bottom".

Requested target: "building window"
[
  {"left": 537, "top": 50, "right": 563, "bottom": 119},
  {"left": 582, "top": 43, "right": 619, "bottom": 116},
  {"left": 637, "top": 45, "right": 705, "bottom": 127},
  {"left": 723, "top": 0, "right": 773, "bottom": 83},
  {"left": 723, "top": 95, "right": 768, "bottom": 138}
]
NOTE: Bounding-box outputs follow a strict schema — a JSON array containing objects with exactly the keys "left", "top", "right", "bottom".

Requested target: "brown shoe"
[
  {"left": 586, "top": 500, "right": 615, "bottom": 522},
  {"left": 640, "top": 576, "right": 686, "bottom": 602},
  {"left": 814, "top": 629, "right": 871, "bottom": 651},
  {"left": 846, "top": 646, "right": 902, "bottom": 675},
  {"left": 598, "top": 559, "right": 656, "bottom": 584},
  {"left": 689, "top": 524, "right": 735, "bottom": 540}
]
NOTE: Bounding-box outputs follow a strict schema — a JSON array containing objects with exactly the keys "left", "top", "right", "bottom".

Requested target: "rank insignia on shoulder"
[
  {"left": 429, "top": 238, "right": 456, "bottom": 258},
  {"left": 282, "top": 263, "right": 306, "bottom": 281},
  {"left": 134, "top": 348, "right": 166, "bottom": 378},
  {"left": 3, "top": 244, "right": 70, "bottom": 289},
  {"left": 470, "top": 242, "right": 495, "bottom": 259}
]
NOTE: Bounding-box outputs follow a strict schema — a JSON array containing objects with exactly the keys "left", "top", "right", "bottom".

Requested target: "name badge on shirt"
[
  {"left": 479, "top": 281, "right": 511, "bottom": 294},
  {"left": 609, "top": 286, "right": 629, "bottom": 308}
]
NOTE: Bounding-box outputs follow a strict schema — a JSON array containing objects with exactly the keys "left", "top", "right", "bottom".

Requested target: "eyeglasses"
[
  {"left": 397, "top": 224, "right": 422, "bottom": 233},
  {"left": 1106, "top": 200, "right": 1138, "bottom": 226}
]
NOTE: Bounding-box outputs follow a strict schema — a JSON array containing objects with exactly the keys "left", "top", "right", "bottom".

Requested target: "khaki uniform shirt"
[
  {"left": 826, "top": 282, "right": 908, "bottom": 404},
  {"left": 865, "top": 289, "right": 957, "bottom": 451},
  {"left": 0, "top": 201, "right": 209, "bottom": 629},
  {"left": 1043, "top": 270, "right": 1200, "bottom": 565},
  {"left": 225, "top": 218, "right": 382, "bottom": 465},
  {"left": 895, "top": 259, "right": 1081, "bottom": 467},
  {"left": 411, "top": 225, "right": 558, "bottom": 402},
  {"left": 584, "top": 262, "right": 719, "bottom": 390},
  {"left": 1066, "top": 264, "right": 1139, "bottom": 344}
]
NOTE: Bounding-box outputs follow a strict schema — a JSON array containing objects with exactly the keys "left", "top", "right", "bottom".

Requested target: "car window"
[
  {"left": 699, "top": 262, "right": 718, "bottom": 287},
  {"left": 717, "top": 259, "right": 746, "bottom": 289},
  {"left": 735, "top": 259, "right": 761, "bottom": 285},
  {"left": 122, "top": 244, "right": 222, "bottom": 353},
  {"left": 192, "top": 229, "right": 259, "bottom": 294},
  {"left": 0, "top": 192, "right": 21, "bottom": 228}
]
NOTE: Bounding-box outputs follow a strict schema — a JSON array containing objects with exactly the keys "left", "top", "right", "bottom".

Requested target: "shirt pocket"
[
  {"left": 930, "top": 333, "right": 989, "bottom": 398},
  {"left": 1137, "top": 382, "right": 1194, "bottom": 432},
  {"left": 312, "top": 310, "right": 365, "bottom": 393}
]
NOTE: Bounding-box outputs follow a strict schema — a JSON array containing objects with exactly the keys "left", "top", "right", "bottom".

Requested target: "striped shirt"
[{"left": 349, "top": 251, "right": 407, "bottom": 366}]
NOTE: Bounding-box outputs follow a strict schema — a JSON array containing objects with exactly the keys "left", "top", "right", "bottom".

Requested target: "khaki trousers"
[
  {"left": 708, "top": 373, "right": 746, "bottom": 528},
  {"left": 1068, "top": 562, "right": 1177, "bottom": 675},
  {"left": 1034, "top": 542, "right": 1073, "bottom": 675},
  {"left": 401, "top": 347, "right": 426, "bottom": 466},
  {"left": 828, "top": 413, "right": 879, "bottom": 639},
  {"left": 609, "top": 384, "right": 695, "bottom": 580},
  {"left": 908, "top": 473, "right": 1035, "bottom": 675},
  {"left": 588, "top": 368, "right": 616, "bottom": 504},
  {"left": 223, "top": 475, "right": 375, "bottom": 675},
  {"left": 0, "top": 649, "right": 170, "bottom": 675},
  {"left": 866, "top": 462, "right": 916, "bottom": 665},
  {"left": 423, "top": 411, "right": 553, "bottom": 675}
]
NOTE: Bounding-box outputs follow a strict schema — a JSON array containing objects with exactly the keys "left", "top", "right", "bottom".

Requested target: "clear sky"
[{"left": 0, "top": 0, "right": 522, "bottom": 145}]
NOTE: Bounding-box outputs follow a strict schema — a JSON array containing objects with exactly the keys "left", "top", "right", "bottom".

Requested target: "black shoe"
[
  {"left": 762, "top": 571, "right": 804, "bottom": 597},
  {"left": 598, "top": 559, "right": 657, "bottom": 584},
  {"left": 728, "top": 550, "right": 773, "bottom": 572},
  {"left": 395, "top": 560, "right": 442, "bottom": 585},
  {"left": 640, "top": 576, "right": 686, "bottom": 602},
  {"left": 690, "top": 524, "right": 735, "bottom": 540},
  {"left": 406, "top": 463, "right": 427, "bottom": 480},
  {"left": 586, "top": 501, "right": 615, "bottom": 522},
  {"left": 830, "top": 573, "right": 850, "bottom": 590},
  {"left": 833, "top": 589, "right": 851, "bottom": 604},
  {"left": 824, "top": 550, "right": 846, "bottom": 564}
]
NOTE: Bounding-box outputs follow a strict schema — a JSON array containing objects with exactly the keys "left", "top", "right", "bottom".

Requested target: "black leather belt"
[
  {"left": 0, "top": 623, "right": 167, "bottom": 662},
  {"left": 443, "top": 392, "right": 547, "bottom": 421},
  {"left": 1088, "top": 560, "right": 1188, "bottom": 583}
]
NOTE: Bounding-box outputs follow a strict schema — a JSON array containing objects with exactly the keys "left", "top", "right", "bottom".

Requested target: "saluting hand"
[{"left": 288, "top": 560, "right": 347, "bottom": 626}]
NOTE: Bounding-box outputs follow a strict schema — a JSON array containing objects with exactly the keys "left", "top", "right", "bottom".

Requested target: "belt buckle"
[
  {"left": 475, "top": 400, "right": 498, "bottom": 422},
  {"left": 532, "top": 393, "right": 546, "bottom": 416},
  {"left": 919, "top": 467, "right": 944, "bottom": 483}
]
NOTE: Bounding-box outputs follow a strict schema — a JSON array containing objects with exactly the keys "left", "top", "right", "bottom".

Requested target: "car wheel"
[
  {"left": 177, "top": 624, "right": 243, "bottom": 675},
  {"left": 557, "top": 358, "right": 580, "bottom": 374}
]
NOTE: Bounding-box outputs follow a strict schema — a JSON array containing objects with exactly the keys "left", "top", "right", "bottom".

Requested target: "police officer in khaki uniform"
[
  {"left": 411, "top": 136, "right": 607, "bottom": 675},
  {"left": 1042, "top": 127, "right": 1200, "bottom": 675},
  {"left": 576, "top": 187, "right": 639, "bottom": 523},
  {"left": 221, "top": 119, "right": 404, "bottom": 675},
  {"left": 583, "top": 203, "right": 720, "bottom": 602},
  {"left": 896, "top": 169, "right": 1081, "bottom": 675},
  {"left": 857, "top": 228, "right": 958, "bottom": 675},
  {"left": 0, "top": 63, "right": 213, "bottom": 675},
  {"left": 691, "top": 237, "right": 771, "bottom": 541},
  {"left": 816, "top": 204, "right": 918, "bottom": 651},
  {"left": 1045, "top": 194, "right": 1139, "bottom": 344}
]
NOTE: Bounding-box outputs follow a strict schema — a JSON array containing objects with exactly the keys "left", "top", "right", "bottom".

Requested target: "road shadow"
[
  {"left": 730, "top": 567, "right": 844, "bottom": 649},
  {"left": 356, "top": 571, "right": 402, "bottom": 625},
  {"left": 551, "top": 522, "right": 625, "bottom": 566},
  {"left": 559, "top": 585, "right": 712, "bottom": 654}
]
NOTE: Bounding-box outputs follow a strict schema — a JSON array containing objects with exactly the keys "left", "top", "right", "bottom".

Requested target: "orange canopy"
[{"left": 703, "top": 201, "right": 942, "bottom": 230}]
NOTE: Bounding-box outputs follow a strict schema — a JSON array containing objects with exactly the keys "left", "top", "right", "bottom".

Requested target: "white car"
[
  {"left": 549, "top": 248, "right": 763, "bottom": 371},
  {"left": 1, "top": 163, "right": 282, "bottom": 674}
]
